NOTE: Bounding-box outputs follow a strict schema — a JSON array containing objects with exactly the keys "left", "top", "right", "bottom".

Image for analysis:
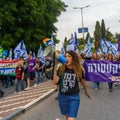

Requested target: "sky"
[{"left": 55, "top": 0, "right": 120, "bottom": 49}]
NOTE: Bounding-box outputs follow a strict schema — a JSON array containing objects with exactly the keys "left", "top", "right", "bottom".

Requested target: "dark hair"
[
  {"left": 65, "top": 50, "right": 80, "bottom": 64},
  {"left": 59, "top": 50, "right": 82, "bottom": 81}
]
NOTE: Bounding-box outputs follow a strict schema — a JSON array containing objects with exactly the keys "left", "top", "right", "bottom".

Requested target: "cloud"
[{"left": 55, "top": 0, "right": 120, "bottom": 45}]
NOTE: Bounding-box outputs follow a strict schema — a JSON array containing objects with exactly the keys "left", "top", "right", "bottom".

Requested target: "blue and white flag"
[
  {"left": 33, "top": 51, "right": 36, "bottom": 59},
  {"left": 21, "top": 41, "right": 27, "bottom": 58},
  {"left": 69, "top": 38, "right": 75, "bottom": 45},
  {"left": 61, "top": 42, "right": 65, "bottom": 55},
  {"left": 97, "top": 48, "right": 102, "bottom": 55},
  {"left": 83, "top": 37, "right": 92, "bottom": 56},
  {"left": 67, "top": 33, "right": 78, "bottom": 51},
  {"left": 100, "top": 38, "right": 108, "bottom": 54},
  {"left": 46, "top": 35, "right": 55, "bottom": 48},
  {"left": 3, "top": 50, "right": 8, "bottom": 58},
  {"left": 100, "top": 38, "right": 117, "bottom": 57},
  {"left": 9, "top": 48, "right": 12, "bottom": 60},
  {"left": 14, "top": 41, "right": 21, "bottom": 59},
  {"left": 37, "top": 45, "right": 43, "bottom": 58},
  {"left": 50, "top": 35, "right": 55, "bottom": 48},
  {"left": 105, "top": 40, "right": 117, "bottom": 57},
  {"left": 66, "top": 44, "right": 75, "bottom": 51},
  {"left": 40, "top": 56, "right": 45, "bottom": 64}
]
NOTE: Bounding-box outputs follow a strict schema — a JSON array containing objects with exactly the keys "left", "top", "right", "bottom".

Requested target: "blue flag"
[{"left": 74, "top": 32, "right": 78, "bottom": 51}]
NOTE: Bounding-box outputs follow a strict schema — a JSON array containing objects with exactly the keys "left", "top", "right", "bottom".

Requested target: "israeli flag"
[
  {"left": 97, "top": 48, "right": 102, "bottom": 55},
  {"left": 61, "top": 42, "right": 65, "bottom": 55},
  {"left": 33, "top": 51, "right": 36, "bottom": 59},
  {"left": 40, "top": 56, "right": 45, "bottom": 64},
  {"left": 46, "top": 35, "right": 55, "bottom": 48},
  {"left": 105, "top": 40, "right": 117, "bottom": 57},
  {"left": 21, "top": 41, "right": 27, "bottom": 58},
  {"left": 100, "top": 38, "right": 108, "bottom": 54},
  {"left": 14, "top": 41, "right": 21, "bottom": 59},
  {"left": 9, "top": 48, "right": 12, "bottom": 60},
  {"left": 83, "top": 37, "right": 92, "bottom": 56}
]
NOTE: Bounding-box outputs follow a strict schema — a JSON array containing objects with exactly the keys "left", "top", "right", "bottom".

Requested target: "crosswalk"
[{"left": 0, "top": 80, "right": 56, "bottom": 119}]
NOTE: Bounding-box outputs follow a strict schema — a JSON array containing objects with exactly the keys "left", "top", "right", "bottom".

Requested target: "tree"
[
  {"left": 85, "top": 32, "right": 90, "bottom": 43},
  {"left": 94, "top": 21, "right": 101, "bottom": 50},
  {"left": 100, "top": 19, "right": 110, "bottom": 51},
  {"left": 63, "top": 37, "right": 69, "bottom": 51},
  {"left": 101, "top": 19, "right": 106, "bottom": 38},
  {"left": 0, "top": 0, "right": 67, "bottom": 51},
  {"left": 105, "top": 28, "right": 113, "bottom": 41}
]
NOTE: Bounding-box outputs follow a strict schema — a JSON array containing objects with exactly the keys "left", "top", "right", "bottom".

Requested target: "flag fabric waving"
[
  {"left": 9, "top": 48, "right": 12, "bottom": 60},
  {"left": 117, "top": 34, "right": 120, "bottom": 51},
  {"left": 83, "top": 37, "right": 92, "bottom": 56},
  {"left": 37, "top": 44, "right": 43, "bottom": 58},
  {"left": 21, "top": 41, "right": 27, "bottom": 58},
  {"left": 14, "top": 41, "right": 27, "bottom": 59},
  {"left": 100, "top": 38, "right": 108, "bottom": 54},
  {"left": 66, "top": 32, "right": 78, "bottom": 51},
  {"left": 14, "top": 41, "right": 21, "bottom": 59},
  {"left": 42, "top": 37, "right": 54, "bottom": 47},
  {"left": 61, "top": 42, "right": 65, "bottom": 55},
  {"left": 74, "top": 32, "right": 78, "bottom": 51}
]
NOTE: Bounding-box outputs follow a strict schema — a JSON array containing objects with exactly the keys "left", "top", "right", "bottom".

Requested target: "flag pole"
[{"left": 51, "top": 51, "right": 56, "bottom": 80}]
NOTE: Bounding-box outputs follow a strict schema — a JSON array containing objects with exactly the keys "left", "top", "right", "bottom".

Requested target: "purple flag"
[
  {"left": 74, "top": 32, "right": 78, "bottom": 51},
  {"left": 117, "top": 34, "right": 120, "bottom": 51}
]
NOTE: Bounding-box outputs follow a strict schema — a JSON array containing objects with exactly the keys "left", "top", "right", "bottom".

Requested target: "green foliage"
[
  {"left": 93, "top": 19, "right": 117, "bottom": 51},
  {"left": 78, "top": 38, "right": 84, "bottom": 46},
  {"left": 0, "top": 0, "right": 67, "bottom": 51},
  {"left": 85, "top": 32, "right": 90, "bottom": 43},
  {"left": 78, "top": 45, "right": 84, "bottom": 51},
  {"left": 94, "top": 21, "right": 101, "bottom": 50},
  {"left": 101, "top": 19, "right": 106, "bottom": 38},
  {"left": 63, "top": 37, "right": 69, "bottom": 50}
]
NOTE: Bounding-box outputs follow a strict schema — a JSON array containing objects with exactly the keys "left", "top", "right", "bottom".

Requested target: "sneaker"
[
  {"left": 25, "top": 87, "right": 30, "bottom": 90},
  {"left": 14, "top": 91, "right": 18, "bottom": 94},
  {"left": 94, "top": 88, "right": 98, "bottom": 90},
  {"left": 56, "top": 118, "right": 60, "bottom": 120},
  {"left": 34, "top": 84, "right": 38, "bottom": 87}
]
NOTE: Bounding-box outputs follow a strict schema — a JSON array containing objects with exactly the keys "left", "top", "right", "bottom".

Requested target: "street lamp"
[{"left": 73, "top": 5, "right": 90, "bottom": 46}]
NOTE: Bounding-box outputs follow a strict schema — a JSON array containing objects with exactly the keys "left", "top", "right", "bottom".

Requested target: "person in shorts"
[
  {"left": 25, "top": 53, "right": 36, "bottom": 90},
  {"left": 53, "top": 50, "right": 90, "bottom": 120}
]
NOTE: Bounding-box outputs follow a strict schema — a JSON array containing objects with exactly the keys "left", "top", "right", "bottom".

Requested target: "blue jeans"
[
  {"left": 108, "top": 82, "right": 113, "bottom": 89},
  {"left": 5, "top": 75, "right": 13, "bottom": 88},
  {"left": 58, "top": 93, "right": 80, "bottom": 118},
  {"left": 15, "top": 78, "right": 24, "bottom": 92},
  {"left": 45, "top": 70, "right": 52, "bottom": 80},
  {"left": 35, "top": 72, "right": 44, "bottom": 84},
  {"left": 94, "top": 82, "right": 100, "bottom": 89}
]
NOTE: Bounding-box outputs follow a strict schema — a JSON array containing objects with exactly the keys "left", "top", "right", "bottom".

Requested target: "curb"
[{"left": 2, "top": 88, "right": 56, "bottom": 120}]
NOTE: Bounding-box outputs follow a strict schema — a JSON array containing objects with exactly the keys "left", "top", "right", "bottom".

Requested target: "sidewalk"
[{"left": 0, "top": 80, "right": 56, "bottom": 120}]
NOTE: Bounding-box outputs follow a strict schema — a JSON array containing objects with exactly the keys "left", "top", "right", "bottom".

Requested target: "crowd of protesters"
[
  {"left": 0, "top": 50, "right": 120, "bottom": 98},
  {"left": 80, "top": 51, "right": 120, "bottom": 92},
  {"left": 0, "top": 53, "right": 53, "bottom": 98}
]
